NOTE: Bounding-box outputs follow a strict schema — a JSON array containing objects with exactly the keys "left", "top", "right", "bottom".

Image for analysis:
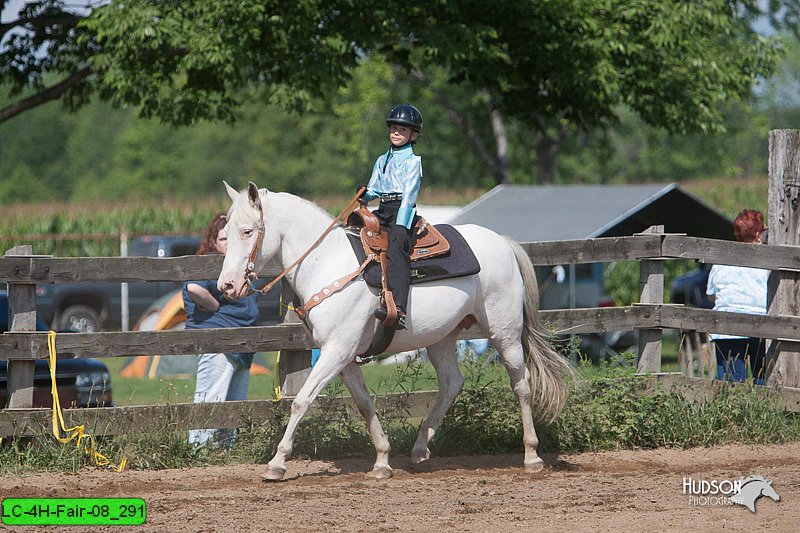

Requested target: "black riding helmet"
[{"left": 386, "top": 104, "right": 423, "bottom": 132}]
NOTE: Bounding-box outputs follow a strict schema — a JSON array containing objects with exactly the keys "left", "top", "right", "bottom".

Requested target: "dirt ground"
[{"left": 1, "top": 442, "right": 798, "bottom": 532}]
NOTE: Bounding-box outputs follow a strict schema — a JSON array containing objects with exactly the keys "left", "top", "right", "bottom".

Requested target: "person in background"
[
  {"left": 361, "top": 103, "right": 424, "bottom": 330},
  {"left": 706, "top": 209, "right": 769, "bottom": 384},
  {"left": 185, "top": 213, "right": 259, "bottom": 448}
]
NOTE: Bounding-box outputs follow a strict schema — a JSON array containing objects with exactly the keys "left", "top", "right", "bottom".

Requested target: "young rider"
[{"left": 362, "top": 103, "right": 423, "bottom": 330}]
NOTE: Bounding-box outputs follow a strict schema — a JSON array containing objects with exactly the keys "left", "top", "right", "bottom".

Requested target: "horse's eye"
[{"left": 242, "top": 228, "right": 253, "bottom": 237}]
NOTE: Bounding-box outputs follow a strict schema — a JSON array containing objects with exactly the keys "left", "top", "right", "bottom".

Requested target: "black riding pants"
[{"left": 375, "top": 200, "right": 413, "bottom": 312}]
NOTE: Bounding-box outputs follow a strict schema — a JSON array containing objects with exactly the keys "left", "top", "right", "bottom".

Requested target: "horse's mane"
[
  {"left": 739, "top": 475, "right": 767, "bottom": 485},
  {"left": 227, "top": 189, "right": 334, "bottom": 228},
  {"left": 271, "top": 191, "right": 335, "bottom": 222}
]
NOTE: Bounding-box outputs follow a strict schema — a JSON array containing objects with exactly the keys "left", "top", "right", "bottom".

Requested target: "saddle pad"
[{"left": 347, "top": 224, "right": 481, "bottom": 288}]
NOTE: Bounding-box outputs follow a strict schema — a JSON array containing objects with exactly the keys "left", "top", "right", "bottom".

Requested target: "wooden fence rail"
[
  {"left": 3, "top": 231, "right": 800, "bottom": 437},
  {"left": 5, "top": 234, "right": 800, "bottom": 284},
  {"left": 4, "top": 305, "right": 800, "bottom": 359}
]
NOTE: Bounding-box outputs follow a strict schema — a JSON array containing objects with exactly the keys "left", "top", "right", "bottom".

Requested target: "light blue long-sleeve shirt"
[{"left": 365, "top": 144, "right": 422, "bottom": 228}]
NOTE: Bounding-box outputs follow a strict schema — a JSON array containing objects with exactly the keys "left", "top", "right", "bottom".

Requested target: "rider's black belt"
[{"left": 380, "top": 193, "right": 403, "bottom": 202}]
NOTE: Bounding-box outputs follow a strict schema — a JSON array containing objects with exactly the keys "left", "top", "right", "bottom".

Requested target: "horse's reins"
[{"left": 242, "top": 186, "right": 369, "bottom": 304}]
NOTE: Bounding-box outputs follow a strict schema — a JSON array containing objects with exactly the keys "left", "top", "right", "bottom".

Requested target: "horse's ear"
[
  {"left": 248, "top": 181, "right": 262, "bottom": 210},
  {"left": 223, "top": 180, "right": 239, "bottom": 203}
]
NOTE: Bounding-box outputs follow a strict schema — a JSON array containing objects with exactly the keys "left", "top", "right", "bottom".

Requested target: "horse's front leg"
[
  {"left": 339, "top": 362, "right": 393, "bottom": 479},
  {"left": 265, "top": 344, "right": 353, "bottom": 481},
  {"left": 411, "top": 332, "right": 464, "bottom": 464}
]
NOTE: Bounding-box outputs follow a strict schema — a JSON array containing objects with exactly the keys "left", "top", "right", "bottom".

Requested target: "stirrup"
[
  {"left": 374, "top": 307, "right": 406, "bottom": 330},
  {"left": 355, "top": 354, "right": 380, "bottom": 365}
]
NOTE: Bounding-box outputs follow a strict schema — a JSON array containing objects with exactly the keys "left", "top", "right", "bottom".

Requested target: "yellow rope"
[
  {"left": 272, "top": 292, "right": 287, "bottom": 402},
  {"left": 273, "top": 351, "right": 283, "bottom": 402},
  {"left": 48, "top": 331, "right": 127, "bottom": 472}
]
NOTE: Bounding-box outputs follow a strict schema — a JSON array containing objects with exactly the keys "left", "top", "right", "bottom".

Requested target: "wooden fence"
[{"left": 3, "top": 228, "right": 800, "bottom": 437}]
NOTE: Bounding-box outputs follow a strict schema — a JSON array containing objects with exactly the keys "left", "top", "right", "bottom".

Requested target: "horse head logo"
[{"left": 730, "top": 476, "right": 780, "bottom": 513}]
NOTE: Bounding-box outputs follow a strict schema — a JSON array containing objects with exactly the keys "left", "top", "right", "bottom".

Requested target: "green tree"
[
  {"left": 80, "top": 0, "right": 792, "bottom": 183},
  {"left": 4, "top": 1, "right": 800, "bottom": 196},
  {"left": 0, "top": 0, "right": 93, "bottom": 121},
  {"left": 0, "top": 163, "right": 48, "bottom": 203},
  {"left": 2, "top": 2, "right": 794, "bottom": 129}
]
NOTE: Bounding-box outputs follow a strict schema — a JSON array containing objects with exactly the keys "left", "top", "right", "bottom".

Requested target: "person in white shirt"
[{"left": 706, "top": 209, "right": 768, "bottom": 383}]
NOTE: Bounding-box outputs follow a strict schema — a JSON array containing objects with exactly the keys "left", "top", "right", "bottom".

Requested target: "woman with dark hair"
[
  {"left": 184, "top": 212, "right": 259, "bottom": 448},
  {"left": 196, "top": 213, "right": 228, "bottom": 255},
  {"left": 706, "top": 209, "right": 769, "bottom": 383}
]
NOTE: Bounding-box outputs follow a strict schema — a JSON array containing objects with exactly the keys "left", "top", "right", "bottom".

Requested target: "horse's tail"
[{"left": 507, "top": 237, "right": 575, "bottom": 422}]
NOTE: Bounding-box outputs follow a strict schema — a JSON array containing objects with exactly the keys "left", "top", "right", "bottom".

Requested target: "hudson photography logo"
[{"left": 682, "top": 475, "right": 781, "bottom": 512}]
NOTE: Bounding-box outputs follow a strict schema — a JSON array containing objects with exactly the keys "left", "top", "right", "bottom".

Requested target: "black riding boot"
[{"left": 374, "top": 200, "right": 412, "bottom": 329}]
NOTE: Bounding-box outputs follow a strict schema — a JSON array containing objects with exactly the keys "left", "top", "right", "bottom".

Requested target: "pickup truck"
[
  {"left": 1, "top": 290, "right": 113, "bottom": 407},
  {"left": 36, "top": 236, "right": 281, "bottom": 332}
]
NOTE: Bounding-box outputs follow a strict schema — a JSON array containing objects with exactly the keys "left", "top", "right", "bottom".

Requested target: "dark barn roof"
[{"left": 449, "top": 183, "right": 734, "bottom": 242}]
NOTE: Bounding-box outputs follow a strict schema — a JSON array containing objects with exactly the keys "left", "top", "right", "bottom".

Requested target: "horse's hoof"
[
  {"left": 367, "top": 466, "right": 393, "bottom": 480},
  {"left": 524, "top": 460, "right": 545, "bottom": 474},
  {"left": 411, "top": 448, "right": 430, "bottom": 464},
  {"left": 262, "top": 466, "right": 286, "bottom": 482}
]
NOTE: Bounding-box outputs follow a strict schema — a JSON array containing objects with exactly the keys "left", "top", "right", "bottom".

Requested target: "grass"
[
  {"left": 103, "top": 351, "right": 441, "bottom": 406},
  {"left": 4, "top": 346, "right": 799, "bottom": 475},
  {"left": 100, "top": 329, "right": 688, "bottom": 406},
  {"left": 8, "top": 329, "right": 789, "bottom": 475}
]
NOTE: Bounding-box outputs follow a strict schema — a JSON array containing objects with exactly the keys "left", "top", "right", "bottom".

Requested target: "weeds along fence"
[{"left": 2, "top": 228, "right": 800, "bottom": 438}]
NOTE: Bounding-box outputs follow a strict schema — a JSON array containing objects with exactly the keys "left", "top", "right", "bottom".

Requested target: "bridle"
[
  {"left": 239, "top": 187, "right": 367, "bottom": 298},
  {"left": 242, "top": 207, "right": 268, "bottom": 295}
]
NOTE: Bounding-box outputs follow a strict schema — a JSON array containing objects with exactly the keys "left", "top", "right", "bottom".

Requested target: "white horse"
[{"left": 217, "top": 182, "right": 573, "bottom": 481}]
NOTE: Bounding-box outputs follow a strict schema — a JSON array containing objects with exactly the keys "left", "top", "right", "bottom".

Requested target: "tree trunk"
[
  {"left": 411, "top": 69, "right": 508, "bottom": 185},
  {"left": 489, "top": 104, "right": 510, "bottom": 184},
  {"left": 534, "top": 124, "right": 567, "bottom": 185}
]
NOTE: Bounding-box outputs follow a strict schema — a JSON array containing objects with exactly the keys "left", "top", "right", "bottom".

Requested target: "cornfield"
[
  {"left": 0, "top": 198, "right": 229, "bottom": 257},
  {"left": 0, "top": 178, "right": 766, "bottom": 258}
]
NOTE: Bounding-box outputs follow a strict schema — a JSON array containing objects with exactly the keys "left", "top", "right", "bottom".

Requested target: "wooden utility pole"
[{"left": 766, "top": 129, "right": 800, "bottom": 387}]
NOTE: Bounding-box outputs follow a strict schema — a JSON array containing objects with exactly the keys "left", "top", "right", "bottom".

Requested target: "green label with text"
[{"left": 1, "top": 498, "right": 146, "bottom": 525}]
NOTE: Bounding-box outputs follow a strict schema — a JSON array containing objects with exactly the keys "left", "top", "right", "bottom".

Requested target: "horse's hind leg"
[
  {"left": 339, "top": 362, "right": 393, "bottom": 479},
  {"left": 411, "top": 332, "right": 463, "bottom": 464},
  {"left": 494, "top": 335, "right": 544, "bottom": 473}
]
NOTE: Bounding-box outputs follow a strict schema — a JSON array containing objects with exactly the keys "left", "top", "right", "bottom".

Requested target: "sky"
[
  {"left": 1, "top": 0, "right": 27, "bottom": 23},
  {"left": 1, "top": 1, "right": 97, "bottom": 23}
]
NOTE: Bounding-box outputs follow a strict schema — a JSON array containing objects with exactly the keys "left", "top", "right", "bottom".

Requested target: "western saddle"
[{"left": 346, "top": 201, "right": 451, "bottom": 326}]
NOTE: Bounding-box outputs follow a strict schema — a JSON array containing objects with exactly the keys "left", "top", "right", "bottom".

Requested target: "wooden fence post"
[
  {"left": 278, "top": 282, "right": 312, "bottom": 396},
  {"left": 120, "top": 227, "right": 130, "bottom": 331},
  {"left": 766, "top": 129, "right": 800, "bottom": 387},
  {"left": 637, "top": 226, "right": 664, "bottom": 373},
  {"left": 4, "top": 245, "right": 36, "bottom": 408}
]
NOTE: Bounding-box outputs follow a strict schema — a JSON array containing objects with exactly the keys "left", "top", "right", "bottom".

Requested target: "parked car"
[
  {"left": 0, "top": 290, "right": 112, "bottom": 408},
  {"left": 537, "top": 263, "right": 635, "bottom": 360},
  {"left": 35, "top": 235, "right": 202, "bottom": 333},
  {"left": 670, "top": 263, "right": 713, "bottom": 309},
  {"left": 536, "top": 263, "right": 616, "bottom": 310},
  {"left": 35, "top": 235, "right": 282, "bottom": 332}
]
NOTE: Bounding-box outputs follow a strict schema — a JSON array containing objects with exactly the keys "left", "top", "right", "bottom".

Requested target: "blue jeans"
[
  {"left": 189, "top": 353, "right": 250, "bottom": 448},
  {"left": 714, "top": 338, "right": 766, "bottom": 384}
]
